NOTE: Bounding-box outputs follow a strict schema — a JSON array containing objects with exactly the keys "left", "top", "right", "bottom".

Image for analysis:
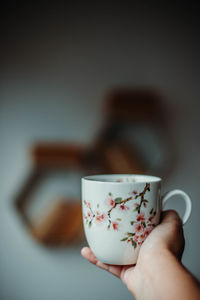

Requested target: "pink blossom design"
[
  {"left": 129, "top": 190, "right": 138, "bottom": 195},
  {"left": 95, "top": 212, "right": 107, "bottom": 224},
  {"left": 144, "top": 227, "right": 153, "bottom": 237},
  {"left": 136, "top": 213, "right": 145, "bottom": 222},
  {"left": 86, "top": 202, "right": 91, "bottom": 208},
  {"left": 100, "top": 213, "right": 107, "bottom": 221},
  {"left": 134, "top": 233, "right": 145, "bottom": 246},
  {"left": 112, "top": 221, "right": 119, "bottom": 231},
  {"left": 87, "top": 211, "right": 92, "bottom": 218},
  {"left": 109, "top": 197, "right": 116, "bottom": 208},
  {"left": 134, "top": 203, "right": 139, "bottom": 208},
  {"left": 139, "top": 233, "right": 145, "bottom": 242},
  {"left": 105, "top": 196, "right": 116, "bottom": 208},
  {"left": 95, "top": 215, "right": 102, "bottom": 223},
  {"left": 135, "top": 223, "right": 144, "bottom": 233},
  {"left": 119, "top": 204, "right": 130, "bottom": 211},
  {"left": 148, "top": 216, "right": 154, "bottom": 222}
]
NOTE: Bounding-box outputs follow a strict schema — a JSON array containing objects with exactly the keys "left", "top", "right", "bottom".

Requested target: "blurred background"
[{"left": 0, "top": 1, "right": 200, "bottom": 300}]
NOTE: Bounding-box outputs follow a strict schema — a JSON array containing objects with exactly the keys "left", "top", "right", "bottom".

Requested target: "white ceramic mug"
[{"left": 82, "top": 174, "right": 192, "bottom": 265}]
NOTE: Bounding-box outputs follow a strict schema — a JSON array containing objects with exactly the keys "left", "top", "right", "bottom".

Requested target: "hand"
[{"left": 81, "top": 210, "right": 185, "bottom": 298}]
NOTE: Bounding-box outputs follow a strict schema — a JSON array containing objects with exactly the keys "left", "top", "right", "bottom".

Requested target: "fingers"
[
  {"left": 160, "top": 210, "right": 185, "bottom": 258},
  {"left": 81, "top": 247, "right": 98, "bottom": 264},
  {"left": 96, "top": 261, "right": 123, "bottom": 278},
  {"left": 81, "top": 247, "right": 123, "bottom": 278},
  {"left": 161, "top": 209, "right": 182, "bottom": 226}
]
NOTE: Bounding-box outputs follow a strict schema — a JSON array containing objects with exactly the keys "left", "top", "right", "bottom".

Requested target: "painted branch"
[
  {"left": 135, "top": 183, "right": 150, "bottom": 200},
  {"left": 108, "top": 183, "right": 150, "bottom": 218},
  {"left": 107, "top": 196, "right": 133, "bottom": 217}
]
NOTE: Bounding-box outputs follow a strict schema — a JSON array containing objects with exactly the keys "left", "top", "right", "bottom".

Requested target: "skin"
[{"left": 81, "top": 210, "right": 200, "bottom": 300}]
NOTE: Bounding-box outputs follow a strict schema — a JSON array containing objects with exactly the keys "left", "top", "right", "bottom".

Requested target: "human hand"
[{"left": 81, "top": 210, "right": 185, "bottom": 298}]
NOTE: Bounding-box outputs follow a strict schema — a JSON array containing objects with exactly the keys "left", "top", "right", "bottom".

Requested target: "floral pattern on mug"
[
  {"left": 119, "top": 204, "right": 130, "bottom": 211},
  {"left": 112, "top": 221, "right": 119, "bottom": 231},
  {"left": 105, "top": 194, "right": 116, "bottom": 208},
  {"left": 83, "top": 183, "right": 156, "bottom": 248},
  {"left": 121, "top": 207, "right": 156, "bottom": 248}
]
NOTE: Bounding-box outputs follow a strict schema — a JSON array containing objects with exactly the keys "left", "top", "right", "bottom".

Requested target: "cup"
[{"left": 82, "top": 174, "right": 192, "bottom": 265}]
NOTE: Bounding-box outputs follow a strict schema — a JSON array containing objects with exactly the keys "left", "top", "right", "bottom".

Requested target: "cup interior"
[{"left": 83, "top": 174, "right": 161, "bottom": 183}]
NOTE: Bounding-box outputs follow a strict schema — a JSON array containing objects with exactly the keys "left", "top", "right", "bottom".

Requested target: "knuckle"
[{"left": 167, "top": 209, "right": 183, "bottom": 226}]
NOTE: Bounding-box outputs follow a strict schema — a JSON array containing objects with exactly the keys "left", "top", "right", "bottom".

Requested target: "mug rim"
[{"left": 82, "top": 174, "right": 161, "bottom": 184}]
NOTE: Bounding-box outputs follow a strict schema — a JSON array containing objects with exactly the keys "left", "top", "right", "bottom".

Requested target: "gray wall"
[{"left": 0, "top": 3, "right": 199, "bottom": 300}]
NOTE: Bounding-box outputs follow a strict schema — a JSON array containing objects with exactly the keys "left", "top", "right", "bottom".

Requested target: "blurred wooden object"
[
  {"left": 32, "top": 200, "right": 83, "bottom": 246},
  {"left": 103, "top": 143, "right": 144, "bottom": 174},
  {"left": 90, "top": 88, "right": 165, "bottom": 175},
  {"left": 15, "top": 169, "right": 42, "bottom": 226},
  {"left": 15, "top": 144, "right": 86, "bottom": 247},
  {"left": 104, "top": 88, "right": 163, "bottom": 123},
  {"left": 32, "top": 143, "right": 85, "bottom": 169}
]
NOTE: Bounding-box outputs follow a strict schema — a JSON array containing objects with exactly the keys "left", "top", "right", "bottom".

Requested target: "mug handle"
[{"left": 162, "top": 189, "right": 192, "bottom": 225}]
